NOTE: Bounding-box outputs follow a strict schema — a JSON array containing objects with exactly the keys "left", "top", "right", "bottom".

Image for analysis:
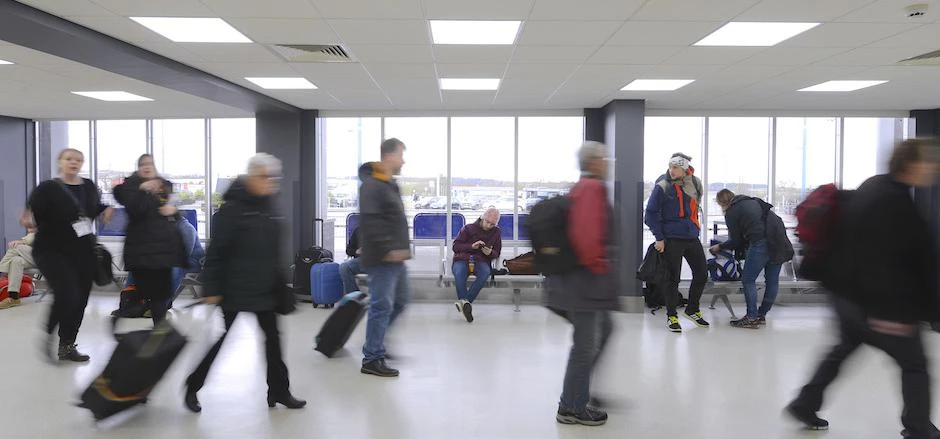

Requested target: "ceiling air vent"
[
  {"left": 897, "top": 48, "right": 940, "bottom": 66},
  {"left": 268, "top": 44, "right": 355, "bottom": 63}
]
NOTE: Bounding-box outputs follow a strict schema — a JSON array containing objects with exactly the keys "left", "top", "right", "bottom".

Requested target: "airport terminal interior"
[{"left": 2, "top": 0, "right": 940, "bottom": 437}]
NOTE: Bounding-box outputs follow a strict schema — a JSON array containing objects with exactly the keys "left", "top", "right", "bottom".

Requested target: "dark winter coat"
[
  {"left": 28, "top": 178, "right": 106, "bottom": 260},
  {"left": 113, "top": 173, "right": 185, "bottom": 270},
  {"left": 645, "top": 171, "right": 704, "bottom": 241},
  {"left": 357, "top": 162, "right": 410, "bottom": 267},
  {"left": 201, "top": 177, "right": 285, "bottom": 313},
  {"left": 722, "top": 195, "right": 794, "bottom": 264},
  {"left": 828, "top": 174, "right": 940, "bottom": 323}
]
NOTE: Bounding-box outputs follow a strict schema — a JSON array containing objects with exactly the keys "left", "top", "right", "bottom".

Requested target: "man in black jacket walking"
[
  {"left": 786, "top": 138, "right": 940, "bottom": 438},
  {"left": 358, "top": 138, "right": 410, "bottom": 378},
  {"left": 711, "top": 190, "right": 793, "bottom": 328}
]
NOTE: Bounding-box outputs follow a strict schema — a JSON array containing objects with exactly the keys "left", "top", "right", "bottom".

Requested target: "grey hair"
[
  {"left": 578, "top": 141, "right": 609, "bottom": 172},
  {"left": 246, "top": 153, "right": 282, "bottom": 176}
]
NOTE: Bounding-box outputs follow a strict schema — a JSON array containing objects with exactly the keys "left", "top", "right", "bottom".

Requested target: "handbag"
[{"left": 503, "top": 251, "right": 539, "bottom": 275}]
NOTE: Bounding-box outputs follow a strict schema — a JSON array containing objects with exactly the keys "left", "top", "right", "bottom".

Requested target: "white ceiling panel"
[
  {"left": 442, "top": 92, "right": 497, "bottom": 109},
  {"left": 866, "top": 24, "right": 940, "bottom": 48},
  {"left": 528, "top": 0, "right": 645, "bottom": 20},
  {"left": 736, "top": 0, "right": 874, "bottom": 21},
  {"left": 503, "top": 63, "right": 578, "bottom": 81},
  {"left": 511, "top": 46, "right": 595, "bottom": 64},
  {"left": 88, "top": 0, "right": 216, "bottom": 17},
  {"left": 587, "top": 46, "right": 683, "bottom": 64},
  {"left": 350, "top": 45, "right": 434, "bottom": 63},
  {"left": 815, "top": 47, "right": 930, "bottom": 66},
  {"left": 65, "top": 16, "right": 172, "bottom": 44},
  {"left": 331, "top": 88, "right": 394, "bottom": 107},
  {"left": 738, "top": 47, "right": 849, "bottom": 66},
  {"left": 226, "top": 19, "right": 340, "bottom": 44},
  {"left": 181, "top": 44, "right": 284, "bottom": 63},
  {"left": 328, "top": 20, "right": 429, "bottom": 45},
  {"left": 15, "top": 0, "right": 114, "bottom": 17},
  {"left": 497, "top": 77, "right": 564, "bottom": 94},
  {"left": 200, "top": 0, "right": 321, "bottom": 18},
  {"left": 432, "top": 46, "right": 514, "bottom": 64},
  {"left": 517, "top": 21, "right": 623, "bottom": 46},
  {"left": 435, "top": 63, "right": 507, "bottom": 77},
  {"left": 782, "top": 23, "right": 918, "bottom": 47},
  {"left": 606, "top": 21, "right": 723, "bottom": 46},
  {"left": 365, "top": 63, "right": 437, "bottom": 79},
  {"left": 312, "top": 76, "right": 379, "bottom": 90},
  {"left": 662, "top": 47, "right": 765, "bottom": 65},
  {"left": 632, "top": 0, "right": 762, "bottom": 21},
  {"left": 423, "top": 0, "right": 532, "bottom": 19},
  {"left": 194, "top": 62, "right": 298, "bottom": 76},
  {"left": 290, "top": 63, "right": 373, "bottom": 80},
  {"left": 311, "top": 0, "right": 424, "bottom": 19},
  {"left": 838, "top": 0, "right": 940, "bottom": 23}
]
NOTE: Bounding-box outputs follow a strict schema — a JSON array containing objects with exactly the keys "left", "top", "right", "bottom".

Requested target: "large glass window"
[
  {"left": 95, "top": 120, "right": 146, "bottom": 205},
  {"left": 65, "top": 121, "right": 92, "bottom": 178},
  {"left": 643, "top": 117, "right": 705, "bottom": 247},
  {"left": 842, "top": 118, "right": 886, "bottom": 190},
  {"left": 706, "top": 117, "right": 771, "bottom": 234},
  {"left": 323, "top": 118, "right": 381, "bottom": 257},
  {"left": 774, "top": 118, "right": 837, "bottom": 224},
  {"left": 153, "top": 119, "right": 207, "bottom": 238},
  {"left": 451, "top": 117, "right": 516, "bottom": 215},
  {"left": 210, "top": 118, "right": 256, "bottom": 224}
]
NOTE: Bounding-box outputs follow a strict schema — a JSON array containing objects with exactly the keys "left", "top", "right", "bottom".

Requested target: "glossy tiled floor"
[{"left": 0, "top": 295, "right": 937, "bottom": 438}]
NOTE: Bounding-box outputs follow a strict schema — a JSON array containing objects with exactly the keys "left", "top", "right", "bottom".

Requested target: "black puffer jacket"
[
  {"left": 113, "top": 173, "right": 185, "bottom": 270},
  {"left": 201, "top": 177, "right": 284, "bottom": 313},
  {"left": 357, "top": 163, "right": 410, "bottom": 267}
]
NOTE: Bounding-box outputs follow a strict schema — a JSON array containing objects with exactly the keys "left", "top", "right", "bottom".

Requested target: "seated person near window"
[
  {"left": 451, "top": 208, "right": 502, "bottom": 323},
  {"left": 0, "top": 219, "right": 37, "bottom": 309},
  {"left": 339, "top": 227, "right": 363, "bottom": 294}
]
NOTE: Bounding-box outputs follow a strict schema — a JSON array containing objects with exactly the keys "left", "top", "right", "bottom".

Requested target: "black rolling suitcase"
[
  {"left": 315, "top": 291, "right": 369, "bottom": 357},
  {"left": 78, "top": 305, "right": 199, "bottom": 421}
]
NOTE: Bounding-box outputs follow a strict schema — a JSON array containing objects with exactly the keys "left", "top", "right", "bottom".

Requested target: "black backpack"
[{"left": 528, "top": 196, "right": 580, "bottom": 275}]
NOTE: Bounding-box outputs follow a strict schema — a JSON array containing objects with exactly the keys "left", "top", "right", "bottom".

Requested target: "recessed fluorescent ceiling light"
[
  {"left": 694, "top": 22, "right": 819, "bottom": 46},
  {"left": 0, "top": 59, "right": 13, "bottom": 65},
  {"left": 440, "top": 78, "right": 500, "bottom": 90},
  {"left": 621, "top": 79, "right": 695, "bottom": 91},
  {"left": 245, "top": 77, "right": 317, "bottom": 89},
  {"left": 798, "top": 80, "right": 888, "bottom": 92},
  {"left": 430, "top": 20, "right": 522, "bottom": 45},
  {"left": 130, "top": 17, "right": 251, "bottom": 43},
  {"left": 72, "top": 91, "right": 153, "bottom": 102}
]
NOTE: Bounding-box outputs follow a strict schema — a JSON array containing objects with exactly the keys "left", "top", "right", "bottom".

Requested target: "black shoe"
[
  {"left": 756, "top": 315, "right": 767, "bottom": 325},
  {"left": 361, "top": 359, "right": 399, "bottom": 377},
  {"left": 785, "top": 402, "right": 829, "bottom": 430},
  {"left": 184, "top": 387, "right": 201, "bottom": 413},
  {"left": 730, "top": 317, "right": 760, "bottom": 329},
  {"left": 556, "top": 406, "right": 608, "bottom": 426},
  {"left": 901, "top": 428, "right": 940, "bottom": 439},
  {"left": 267, "top": 393, "right": 306, "bottom": 409},
  {"left": 462, "top": 301, "right": 474, "bottom": 323},
  {"left": 58, "top": 343, "right": 90, "bottom": 362}
]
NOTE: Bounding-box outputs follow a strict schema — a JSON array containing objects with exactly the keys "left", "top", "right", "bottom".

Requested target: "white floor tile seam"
[{"left": 0, "top": 297, "right": 936, "bottom": 438}]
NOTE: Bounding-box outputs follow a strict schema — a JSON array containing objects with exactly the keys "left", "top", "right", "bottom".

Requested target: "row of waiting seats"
[{"left": 344, "top": 212, "right": 531, "bottom": 243}]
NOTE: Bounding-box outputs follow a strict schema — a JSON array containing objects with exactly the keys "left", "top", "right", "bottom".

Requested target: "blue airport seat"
[
  {"left": 413, "top": 213, "right": 465, "bottom": 239},
  {"left": 180, "top": 209, "right": 197, "bottom": 232},
  {"left": 346, "top": 213, "right": 360, "bottom": 243},
  {"left": 98, "top": 207, "right": 128, "bottom": 236},
  {"left": 517, "top": 214, "right": 530, "bottom": 241},
  {"left": 498, "top": 215, "right": 513, "bottom": 240}
]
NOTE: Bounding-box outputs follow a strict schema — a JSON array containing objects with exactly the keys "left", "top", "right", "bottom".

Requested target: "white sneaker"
[{"left": 455, "top": 300, "right": 463, "bottom": 313}]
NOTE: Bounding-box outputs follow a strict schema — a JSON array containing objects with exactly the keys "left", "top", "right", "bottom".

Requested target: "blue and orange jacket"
[{"left": 644, "top": 169, "right": 703, "bottom": 241}]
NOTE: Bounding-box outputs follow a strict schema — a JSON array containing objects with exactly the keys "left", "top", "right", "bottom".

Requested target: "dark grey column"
[
  {"left": 604, "top": 101, "right": 646, "bottom": 303},
  {"left": 256, "top": 110, "right": 318, "bottom": 265},
  {"left": 0, "top": 115, "right": 35, "bottom": 247},
  {"left": 910, "top": 109, "right": 940, "bottom": 263},
  {"left": 584, "top": 108, "right": 606, "bottom": 143}
]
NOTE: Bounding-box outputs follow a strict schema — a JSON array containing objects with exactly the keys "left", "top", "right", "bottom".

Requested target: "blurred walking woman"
[
  {"left": 113, "top": 154, "right": 184, "bottom": 324},
  {"left": 27, "top": 148, "right": 114, "bottom": 362},
  {"left": 184, "top": 153, "right": 305, "bottom": 413}
]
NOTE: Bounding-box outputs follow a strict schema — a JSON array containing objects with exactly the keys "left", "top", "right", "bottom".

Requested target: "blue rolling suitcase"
[{"left": 310, "top": 262, "right": 343, "bottom": 308}]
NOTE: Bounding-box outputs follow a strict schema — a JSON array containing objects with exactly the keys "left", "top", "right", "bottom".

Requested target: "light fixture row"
[{"left": 620, "top": 79, "right": 889, "bottom": 92}]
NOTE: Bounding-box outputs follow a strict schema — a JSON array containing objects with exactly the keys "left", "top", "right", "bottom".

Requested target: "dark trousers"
[
  {"left": 131, "top": 268, "right": 172, "bottom": 324},
  {"left": 186, "top": 310, "right": 290, "bottom": 398},
  {"left": 559, "top": 310, "right": 614, "bottom": 412},
  {"left": 663, "top": 238, "right": 707, "bottom": 316},
  {"left": 794, "top": 296, "right": 934, "bottom": 438},
  {"left": 36, "top": 252, "right": 93, "bottom": 344}
]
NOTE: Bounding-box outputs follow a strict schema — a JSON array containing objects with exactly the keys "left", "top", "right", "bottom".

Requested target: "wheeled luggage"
[
  {"left": 314, "top": 291, "right": 369, "bottom": 357},
  {"left": 310, "top": 261, "right": 343, "bottom": 308}
]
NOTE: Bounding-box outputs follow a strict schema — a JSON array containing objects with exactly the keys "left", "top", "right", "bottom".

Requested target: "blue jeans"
[
  {"left": 339, "top": 258, "right": 363, "bottom": 294},
  {"left": 560, "top": 311, "right": 613, "bottom": 412},
  {"left": 741, "top": 239, "right": 782, "bottom": 319},
  {"left": 362, "top": 262, "right": 410, "bottom": 364},
  {"left": 452, "top": 260, "right": 491, "bottom": 303}
]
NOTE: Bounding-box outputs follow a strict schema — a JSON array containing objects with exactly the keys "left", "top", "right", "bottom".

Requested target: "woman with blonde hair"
[{"left": 27, "top": 148, "right": 113, "bottom": 362}]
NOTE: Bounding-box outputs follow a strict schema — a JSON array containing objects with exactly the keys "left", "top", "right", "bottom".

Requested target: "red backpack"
[{"left": 794, "top": 183, "right": 852, "bottom": 280}]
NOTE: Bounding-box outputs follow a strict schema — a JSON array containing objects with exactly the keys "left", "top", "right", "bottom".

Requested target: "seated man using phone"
[{"left": 451, "top": 208, "right": 502, "bottom": 323}]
